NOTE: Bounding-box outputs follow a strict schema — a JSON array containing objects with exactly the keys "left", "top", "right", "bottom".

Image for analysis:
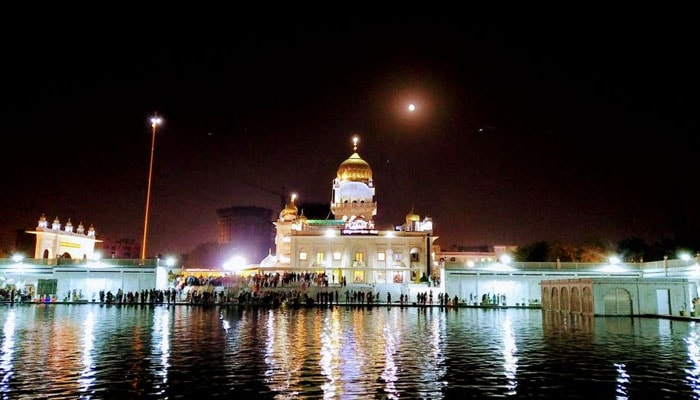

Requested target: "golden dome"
[
  {"left": 337, "top": 152, "right": 372, "bottom": 182},
  {"left": 337, "top": 136, "right": 372, "bottom": 182},
  {"left": 406, "top": 211, "right": 420, "bottom": 224}
]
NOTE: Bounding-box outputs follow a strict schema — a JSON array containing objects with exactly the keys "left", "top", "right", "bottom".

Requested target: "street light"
[{"left": 141, "top": 114, "right": 162, "bottom": 261}]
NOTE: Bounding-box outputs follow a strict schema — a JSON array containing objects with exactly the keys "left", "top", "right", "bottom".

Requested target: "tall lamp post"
[{"left": 141, "top": 114, "right": 162, "bottom": 261}]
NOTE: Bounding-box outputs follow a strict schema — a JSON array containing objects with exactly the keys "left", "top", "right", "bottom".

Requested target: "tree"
[
  {"left": 616, "top": 237, "right": 650, "bottom": 262},
  {"left": 514, "top": 241, "right": 549, "bottom": 262}
]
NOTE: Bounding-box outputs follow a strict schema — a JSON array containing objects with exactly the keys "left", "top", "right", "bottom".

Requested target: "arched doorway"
[
  {"left": 551, "top": 287, "right": 560, "bottom": 312},
  {"left": 571, "top": 287, "right": 581, "bottom": 313},
  {"left": 603, "top": 288, "right": 633, "bottom": 316},
  {"left": 582, "top": 287, "right": 593, "bottom": 314},
  {"left": 560, "top": 287, "right": 570, "bottom": 313}
]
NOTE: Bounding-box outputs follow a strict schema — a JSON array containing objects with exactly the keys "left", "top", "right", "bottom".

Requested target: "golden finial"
[{"left": 352, "top": 136, "right": 359, "bottom": 152}]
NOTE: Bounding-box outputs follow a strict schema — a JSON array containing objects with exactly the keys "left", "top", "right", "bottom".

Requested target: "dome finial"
[{"left": 352, "top": 136, "right": 359, "bottom": 152}]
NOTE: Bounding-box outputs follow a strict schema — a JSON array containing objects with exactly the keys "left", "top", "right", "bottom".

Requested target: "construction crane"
[{"left": 242, "top": 181, "right": 287, "bottom": 210}]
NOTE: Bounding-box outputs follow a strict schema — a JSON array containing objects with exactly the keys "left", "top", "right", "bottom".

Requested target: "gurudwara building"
[
  {"left": 261, "top": 136, "right": 437, "bottom": 285},
  {"left": 4, "top": 135, "right": 696, "bottom": 317}
]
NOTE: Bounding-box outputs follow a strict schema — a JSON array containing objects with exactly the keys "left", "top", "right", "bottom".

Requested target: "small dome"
[
  {"left": 406, "top": 211, "right": 420, "bottom": 224},
  {"left": 260, "top": 252, "right": 277, "bottom": 268},
  {"left": 279, "top": 195, "right": 298, "bottom": 221}
]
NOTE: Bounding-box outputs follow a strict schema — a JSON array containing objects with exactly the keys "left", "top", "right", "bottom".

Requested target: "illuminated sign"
[
  {"left": 341, "top": 229, "right": 378, "bottom": 236},
  {"left": 60, "top": 242, "right": 81, "bottom": 248}
]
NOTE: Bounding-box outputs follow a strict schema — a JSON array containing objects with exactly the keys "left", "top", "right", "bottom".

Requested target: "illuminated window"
[
  {"left": 299, "top": 252, "right": 307, "bottom": 261},
  {"left": 355, "top": 252, "right": 364, "bottom": 262},
  {"left": 315, "top": 252, "right": 325, "bottom": 265},
  {"left": 393, "top": 253, "right": 402, "bottom": 261},
  {"left": 333, "top": 252, "right": 342, "bottom": 261},
  {"left": 377, "top": 252, "right": 386, "bottom": 261}
]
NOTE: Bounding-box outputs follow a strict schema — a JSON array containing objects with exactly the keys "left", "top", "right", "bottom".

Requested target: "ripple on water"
[{"left": 0, "top": 305, "right": 697, "bottom": 399}]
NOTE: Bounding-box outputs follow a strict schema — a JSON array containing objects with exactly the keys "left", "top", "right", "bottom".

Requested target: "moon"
[{"left": 407, "top": 103, "right": 416, "bottom": 112}]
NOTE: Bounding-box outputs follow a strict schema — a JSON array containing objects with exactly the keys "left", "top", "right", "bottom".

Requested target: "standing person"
[{"left": 387, "top": 292, "right": 391, "bottom": 305}]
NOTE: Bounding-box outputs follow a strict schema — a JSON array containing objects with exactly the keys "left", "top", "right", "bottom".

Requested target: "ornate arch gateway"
[{"left": 541, "top": 279, "right": 595, "bottom": 315}]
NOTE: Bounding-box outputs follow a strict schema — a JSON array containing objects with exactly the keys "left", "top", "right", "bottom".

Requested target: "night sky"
[{"left": 3, "top": 12, "right": 698, "bottom": 257}]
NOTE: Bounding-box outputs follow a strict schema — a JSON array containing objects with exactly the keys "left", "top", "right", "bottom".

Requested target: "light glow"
[
  {"left": 223, "top": 256, "right": 247, "bottom": 272},
  {"left": 500, "top": 254, "right": 512, "bottom": 264},
  {"left": 600, "top": 264, "right": 625, "bottom": 273}
]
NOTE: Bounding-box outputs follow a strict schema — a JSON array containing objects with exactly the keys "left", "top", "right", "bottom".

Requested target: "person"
[{"left": 387, "top": 292, "right": 391, "bottom": 305}]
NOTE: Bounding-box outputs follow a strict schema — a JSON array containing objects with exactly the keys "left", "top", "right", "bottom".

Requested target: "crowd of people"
[{"left": 3, "top": 271, "right": 468, "bottom": 308}]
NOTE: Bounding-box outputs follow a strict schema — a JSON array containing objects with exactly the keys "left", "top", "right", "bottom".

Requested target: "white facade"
[
  {"left": 268, "top": 136, "right": 436, "bottom": 284},
  {"left": 540, "top": 277, "right": 696, "bottom": 316},
  {"left": 27, "top": 214, "right": 101, "bottom": 260}
]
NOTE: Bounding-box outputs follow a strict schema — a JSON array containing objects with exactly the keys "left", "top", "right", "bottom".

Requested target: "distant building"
[
  {"left": 436, "top": 245, "right": 519, "bottom": 268},
  {"left": 98, "top": 237, "right": 141, "bottom": 259},
  {"left": 216, "top": 206, "right": 274, "bottom": 266}
]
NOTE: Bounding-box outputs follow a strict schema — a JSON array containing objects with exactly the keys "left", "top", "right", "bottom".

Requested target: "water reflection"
[
  {"left": 501, "top": 316, "right": 518, "bottom": 396},
  {"left": 381, "top": 311, "right": 399, "bottom": 399},
  {"left": 413, "top": 309, "right": 447, "bottom": 398},
  {"left": 320, "top": 308, "right": 341, "bottom": 399},
  {"left": 614, "top": 362, "right": 629, "bottom": 400},
  {"left": 0, "top": 309, "right": 15, "bottom": 399},
  {"left": 153, "top": 308, "right": 170, "bottom": 395},
  {"left": 685, "top": 325, "right": 700, "bottom": 398},
  {"left": 0, "top": 305, "right": 697, "bottom": 399},
  {"left": 78, "top": 310, "right": 95, "bottom": 398},
  {"left": 264, "top": 308, "right": 301, "bottom": 399}
]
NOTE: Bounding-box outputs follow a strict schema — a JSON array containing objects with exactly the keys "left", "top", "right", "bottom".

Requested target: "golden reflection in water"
[
  {"left": 0, "top": 309, "right": 15, "bottom": 396},
  {"left": 78, "top": 311, "right": 95, "bottom": 396},
  {"left": 45, "top": 307, "right": 84, "bottom": 394},
  {"left": 502, "top": 316, "right": 518, "bottom": 396},
  {"left": 320, "top": 309, "right": 342, "bottom": 399},
  {"left": 613, "top": 362, "right": 629, "bottom": 400},
  {"left": 153, "top": 309, "right": 170, "bottom": 394},
  {"left": 264, "top": 308, "right": 301, "bottom": 398},
  {"left": 685, "top": 325, "right": 700, "bottom": 397}
]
